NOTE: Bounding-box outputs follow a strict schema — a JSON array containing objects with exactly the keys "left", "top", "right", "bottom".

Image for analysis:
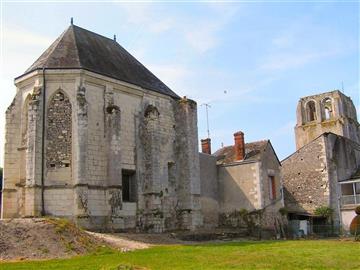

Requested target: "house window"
[
  {"left": 341, "top": 183, "right": 354, "bottom": 196},
  {"left": 356, "top": 182, "right": 360, "bottom": 194},
  {"left": 122, "top": 170, "right": 136, "bottom": 202},
  {"left": 269, "top": 176, "right": 276, "bottom": 200}
]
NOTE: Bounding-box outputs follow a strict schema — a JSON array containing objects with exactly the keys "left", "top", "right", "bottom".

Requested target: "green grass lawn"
[{"left": 1, "top": 240, "right": 359, "bottom": 270}]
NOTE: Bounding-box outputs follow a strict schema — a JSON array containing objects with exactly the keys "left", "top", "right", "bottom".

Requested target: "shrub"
[
  {"left": 314, "top": 206, "right": 333, "bottom": 219},
  {"left": 238, "top": 208, "right": 248, "bottom": 216}
]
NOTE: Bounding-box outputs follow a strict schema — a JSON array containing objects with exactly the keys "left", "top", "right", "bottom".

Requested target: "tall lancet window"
[
  {"left": 306, "top": 100, "right": 317, "bottom": 122},
  {"left": 322, "top": 97, "right": 333, "bottom": 120},
  {"left": 20, "top": 95, "right": 31, "bottom": 183},
  {"left": 46, "top": 90, "right": 72, "bottom": 170},
  {"left": 21, "top": 95, "right": 31, "bottom": 146}
]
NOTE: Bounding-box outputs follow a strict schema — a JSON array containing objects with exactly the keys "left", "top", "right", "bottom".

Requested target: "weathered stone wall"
[
  {"left": 324, "top": 133, "right": 360, "bottom": 226},
  {"left": 199, "top": 153, "right": 219, "bottom": 228},
  {"left": 2, "top": 92, "right": 23, "bottom": 218},
  {"left": 46, "top": 91, "right": 72, "bottom": 184},
  {"left": 41, "top": 78, "right": 77, "bottom": 217},
  {"left": 282, "top": 135, "right": 329, "bottom": 213},
  {"left": 3, "top": 70, "right": 203, "bottom": 232},
  {"left": 79, "top": 76, "right": 182, "bottom": 231},
  {"left": 325, "top": 133, "right": 360, "bottom": 182},
  {"left": 282, "top": 132, "right": 360, "bottom": 227},
  {"left": 135, "top": 97, "right": 202, "bottom": 232},
  {"left": 258, "top": 143, "right": 284, "bottom": 229},
  {"left": 2, "top": 77, "right": 43, "bottom": 218},
  {"left": 137, "top": 102, "right": 162, "bottom": 231},
  {"left": 174, "top": 98, "right": 202, "bottom": 230}
]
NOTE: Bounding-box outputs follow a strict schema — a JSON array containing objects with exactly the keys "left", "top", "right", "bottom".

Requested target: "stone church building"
[
  {"left": 1, "top": 24, "right": 202, "bottom": 232},
  {"left": 6, "top": 23, "right": 357, "bottom": 237},
  {"left": 1, "top": 24, "right": 287, "bottom": 235},
  {"left": 282, "top": 90, "right": 360, "bottom": 234}
]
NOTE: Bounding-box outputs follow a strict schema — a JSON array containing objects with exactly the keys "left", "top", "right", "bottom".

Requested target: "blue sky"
[{"left": 0, "top": 1, "right": 359, "bottom": 165}]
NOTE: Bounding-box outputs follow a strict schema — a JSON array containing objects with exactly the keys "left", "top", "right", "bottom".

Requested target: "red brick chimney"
[
  {"left": 201, "top": 138, "right": 211, "bottom": 155},
  {"left": 234, "top": 131, "right": 245, "bottom": 161}
]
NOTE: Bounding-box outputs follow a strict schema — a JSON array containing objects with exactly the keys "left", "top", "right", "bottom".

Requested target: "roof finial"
[
  {"left": 71, "top": 17, "right": 74, "bottom": 25},
  {"left": 113, "top": 34, "right": 116, "bottom": 42}
]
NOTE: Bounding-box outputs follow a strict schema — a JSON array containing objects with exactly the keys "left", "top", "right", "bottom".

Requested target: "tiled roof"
[
  {"left": 21, "top": 25, "right": 179, "bottom": 98},
  {"left": 214, "top": 140, "right": 269, "bottom": 164}
]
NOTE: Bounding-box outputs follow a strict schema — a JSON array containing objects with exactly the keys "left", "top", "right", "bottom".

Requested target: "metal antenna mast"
[{"left": 201, "top": 103, "right": 211, "bottom": 138}]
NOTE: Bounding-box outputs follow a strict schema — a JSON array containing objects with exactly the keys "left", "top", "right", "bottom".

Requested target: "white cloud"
[
  {"left": 148, "top": 18, "right": 174, "bottom": 34},
  {"left": 261, "top": 15, "right": 356, "bottom": 72},
  {"left": 184, "top": 23, "right": 220, "bottom": 54},
  {"left": 3, "top": 25, "right": 54, "bottom": 49},
  {"left": 147, "top": 64, "right": 189, "bottom": 92},
  {"left": 117, "top": 3, "right": 174, "bottom": 34},
  {"left": 260, "top": 48, "right": 343, "bottom": 71},
  {"left": 116, "top": 3, "right": 239, "bottom": 54},
  {"left": 197, "top": 75, "right": 279, "bottom": 105},
  {"left": 1, "top": 25, "right": 55, "bottom": 77},
  {"left": 272, "top": 34, "right": 294, "bottom": 48},
  {"left": 271, "top": 121, "right": 296, "bottom": 138},
  {"left": 182, "top": 6, "right": 238, "bottom": 53},
  {"left": 0, "top": 25, "right": 54, "bottom": 165}
]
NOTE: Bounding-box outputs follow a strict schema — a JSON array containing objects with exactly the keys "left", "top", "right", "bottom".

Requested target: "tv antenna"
[{"left": 201, "top": 103, "right": 211, "bottom": 138}]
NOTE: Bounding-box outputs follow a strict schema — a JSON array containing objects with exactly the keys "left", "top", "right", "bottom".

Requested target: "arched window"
[
  {"left": 144, "top": 104, "right": 160, "bottom": 120},
  {"left": 306, "top": 101, "right": 316, "bottom": 122},
  {"left": 322, "top": 97, "right": 333, "bottom": 120},
  {"left": 46, "top": 90, "right": 72, "bottom": 169},
  {"left": 20, "top": 95, "right": 31, "bottom": 183}
]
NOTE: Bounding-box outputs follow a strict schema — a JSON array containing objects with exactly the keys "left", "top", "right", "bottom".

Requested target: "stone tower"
[
  {"left": 295, "top": 90, "right": 360, "bottom": 149},
  {"left": 1, "top": 24, "right": 202, "bottom": 232}
]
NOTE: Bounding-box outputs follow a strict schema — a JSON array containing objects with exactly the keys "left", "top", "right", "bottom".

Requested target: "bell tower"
[{"left": 295, "top": 90, "right": 360, "bottom": 149}]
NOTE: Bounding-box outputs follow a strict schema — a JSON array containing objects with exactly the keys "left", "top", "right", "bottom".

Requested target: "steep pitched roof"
[
  {"left": 214, "top": 140, "right": 269, "bottom": 164},
  {"left": 19, "top": 25, "right": 179, "bottom": 98}
]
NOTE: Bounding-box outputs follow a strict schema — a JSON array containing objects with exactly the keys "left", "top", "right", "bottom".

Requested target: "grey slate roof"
[
  {"left": 214, "top": 140, "right": 269, "bottom": 164},
  {"left": 21, "top": 25, "right": 179, "bottom": 98}
]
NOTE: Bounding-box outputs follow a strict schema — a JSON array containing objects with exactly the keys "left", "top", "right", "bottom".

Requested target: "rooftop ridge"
[
  {"left": 19, "top": 24, "right": 179, "bottom": 98},
  {"left": 72, "top": 24, "right": 116, "bottom": 43}
]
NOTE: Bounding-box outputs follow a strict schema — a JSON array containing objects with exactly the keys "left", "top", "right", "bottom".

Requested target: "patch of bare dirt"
[
  {"left": 86, "top": 232, "right": 151, "bottom": 252},
  {"left": 0, "top": 218, "right": 252, "bottom": 262},
  {"left": 91, "top": 228, "right": 251, "bottom": 250},
  {"left": 0, "top": 218, "right": 104, "bottom": 261}
]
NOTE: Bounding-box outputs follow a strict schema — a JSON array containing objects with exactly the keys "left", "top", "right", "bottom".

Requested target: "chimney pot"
[
  {"left": 201, "top": 138, "right": 211, "bottom": 155},
  {"left": 234, "top": 131, "right": 245, "bottom": 161}
]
